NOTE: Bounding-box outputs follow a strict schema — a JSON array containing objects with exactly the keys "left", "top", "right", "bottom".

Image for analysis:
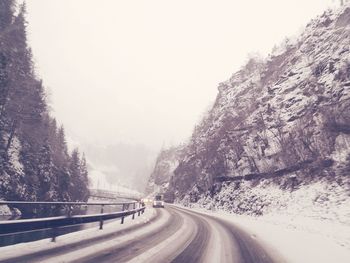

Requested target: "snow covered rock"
[{"left": 150, "top": 5, "right": 350, "bottom": 226}]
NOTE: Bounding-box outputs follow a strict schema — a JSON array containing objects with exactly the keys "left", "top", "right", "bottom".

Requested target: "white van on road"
[{"left": 153, "top": 194, "right": 164, "bottom": 208}]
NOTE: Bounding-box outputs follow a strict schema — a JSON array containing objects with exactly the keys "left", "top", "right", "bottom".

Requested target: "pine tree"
[
  {"left": 79, "top": 154, "right": 90, "bottom": 201},
  {"left": 0, "top": 0, "right": 15, "bottom": 151},
  {"left": 55, "top": 126, "right": 69, "bottom": 167},
  {"left": 37, "top": 138, "right": 56, "bottom": 201},
  {"left": 0, "top": 1, "right": 14, "bottom": 30},
  {"left": 2, "top": 3, "right": 34, "bottom": 154},
  {"left": 69, "top": 148, "right": 80, "bottom": 201}
]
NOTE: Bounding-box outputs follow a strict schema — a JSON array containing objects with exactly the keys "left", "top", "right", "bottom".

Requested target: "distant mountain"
[
  {"left": 82, "top": 142, "right": 156, "bottom": 192},
  {"left": 149, "top": 5, "right": 350, "bottom": 221}
]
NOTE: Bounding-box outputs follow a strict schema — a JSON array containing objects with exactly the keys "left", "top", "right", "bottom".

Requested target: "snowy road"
[
  {"left": 167, "top": 206, "right": 283, "bottom": 263},
  {"left": 0, "top": 205, "right": 285, "bottom": 263}
]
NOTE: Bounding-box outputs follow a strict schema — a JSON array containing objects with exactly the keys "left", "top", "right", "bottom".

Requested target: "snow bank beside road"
[
  {"left": 227, "top": 214, "right": 350, "bottom": 263},
  {"left": 191, "top": 179, "right": 350, "bottom": 250},
  {"left": 183, "top": 206, "right": 350, "bottom": 263}
]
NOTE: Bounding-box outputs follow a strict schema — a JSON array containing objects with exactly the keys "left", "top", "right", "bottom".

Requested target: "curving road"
[{"left": 0, "top": 205, "right": 286, "bottom": 263}]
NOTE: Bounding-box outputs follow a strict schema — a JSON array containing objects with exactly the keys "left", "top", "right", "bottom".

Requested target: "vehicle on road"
[{"left": 153, "top": 194, "right": 164, "bottom": 208}]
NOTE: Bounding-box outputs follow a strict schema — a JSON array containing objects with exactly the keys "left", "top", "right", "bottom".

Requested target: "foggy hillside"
[{"left": 82, "top": 142, "right": 156, "bottom": 192}]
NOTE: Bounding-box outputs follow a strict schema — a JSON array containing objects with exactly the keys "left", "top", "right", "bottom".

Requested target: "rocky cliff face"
[
  {"left": 146, "top": 145, "right": 185, "bottom": 197},
  {"left": 150, "top": 6, "right": 350, "bottom": 212}
]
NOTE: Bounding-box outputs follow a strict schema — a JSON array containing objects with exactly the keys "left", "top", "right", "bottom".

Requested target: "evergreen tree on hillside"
[
  {"left": 36, "top": 116, "right": 57, "bottom": 202},
  {"left": 54, "top": 126, "right": 72, "bottom": 202},
  {"left": 68, "top": 149, "right": 89, "bottom": 202},
  {"left": 69, "top": 149, "right": 80, "bottom": 201},
  {"left": 0, "top": 1, "right": 89, "bottom": 215},
  {"left": 0, "top": 0, "right": 15, "bottom": 31},
  {"left": 0, "top": 0, "right": 15, "bottom": 148},
  {"left": 1, "top": 3, "right": 34, "bottom": 155},
  {"left": 55, "top": 126, "right": 69, "bottom": 167},
  {"left": 37, "top": 142, "right": 55, "bottom": 196},
  {"left": 79, "top": 154, "right": 89, "bottom": 201},
  {"left": 0, "top": 0, "right": 13, "bottom": 126}
]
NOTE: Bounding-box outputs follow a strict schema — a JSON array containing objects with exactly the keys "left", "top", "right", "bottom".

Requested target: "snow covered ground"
[
  {"left": 178, "top": 205, "right": 350, "bottom": 263},
  {"left": 1, "top": 203, "right": 349, "bottom": 262},
  {"left": 189, "top": 178, "right": 350, "bottom": 251}
]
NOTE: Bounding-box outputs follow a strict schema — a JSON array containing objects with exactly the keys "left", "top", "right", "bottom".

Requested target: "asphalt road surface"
[{"left": 0, "top": 205, "right": 286, "bottom": 263}]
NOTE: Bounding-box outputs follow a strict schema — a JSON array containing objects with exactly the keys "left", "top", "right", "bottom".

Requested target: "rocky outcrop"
[
  {"left": 157, "top": 6, "right": 350, "bottom": 205},
  {"left": 146, "top": 145, "right": 185, "bottom": 197}
]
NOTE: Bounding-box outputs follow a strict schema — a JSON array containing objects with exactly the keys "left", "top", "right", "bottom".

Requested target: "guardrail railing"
[{"left": 0, "top": 200, "right": 146, "bottom": 242}]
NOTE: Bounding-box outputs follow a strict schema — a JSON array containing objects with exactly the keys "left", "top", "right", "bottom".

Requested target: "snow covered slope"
[
  {"left": 148, "top": 4, "right": 350, "bottom": 239},
  {"left": 167, "top": 4, "right": 350, "bottom": 196}
]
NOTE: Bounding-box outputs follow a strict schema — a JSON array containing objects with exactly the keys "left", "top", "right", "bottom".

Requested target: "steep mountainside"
[{"left": 149, "top": 6, "right": 350, "bottom": 222}]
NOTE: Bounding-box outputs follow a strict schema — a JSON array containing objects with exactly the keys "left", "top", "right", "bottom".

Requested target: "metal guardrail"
[
  {"left": 0, "top": 201, "right": 137, "bottom": 206},
  {"left": 0, "top": 200, "right": 146, "bottom": 241}
]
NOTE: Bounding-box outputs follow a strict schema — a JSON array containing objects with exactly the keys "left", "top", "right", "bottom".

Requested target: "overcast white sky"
[{"left": 25, "top": 0, "right": 337, "bottom": 150}]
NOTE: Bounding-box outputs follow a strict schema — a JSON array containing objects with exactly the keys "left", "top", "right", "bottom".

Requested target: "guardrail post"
[
  {"left": 99, "top": 204, "right": 104, "bottom": 230},
  {"left": 51, "top": 227, "right": 58, "bottom": 242},
  {"left": 67, "top": 205, "right": 73, "bottom": 217},
  {"left": 138, "top": 202, "right": 141, "bottom": 216},
  {"left": 132, "top": 203, "right": 136, "bottom": 220},
  {"left": 121, "top": 204, "right": 125, "bottom": 224}
]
